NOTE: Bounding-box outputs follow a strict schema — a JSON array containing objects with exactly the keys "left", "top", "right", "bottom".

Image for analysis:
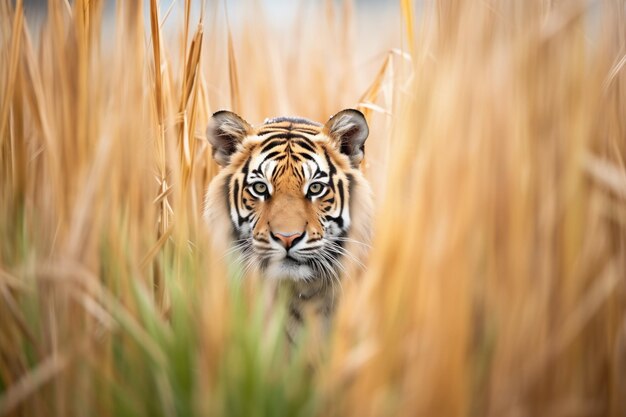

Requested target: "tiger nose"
[{"left": 270, "top": 231, "right": 304, "bottom": 249}]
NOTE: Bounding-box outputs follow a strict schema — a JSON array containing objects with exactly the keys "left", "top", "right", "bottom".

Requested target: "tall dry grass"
[{"left": 0, "top": 0, "right": 625, "bottom": 416}]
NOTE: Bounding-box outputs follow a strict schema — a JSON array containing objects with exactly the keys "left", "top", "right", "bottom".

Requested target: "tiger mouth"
[
  {"left": 273, "top": 250, "right": 307, "bottom": 267},
  {"left": 283, "top": 255, "right": 303, "bottom": 266},
  {"left": 285, "top": 254, "right": 299, "bottom": 262}
]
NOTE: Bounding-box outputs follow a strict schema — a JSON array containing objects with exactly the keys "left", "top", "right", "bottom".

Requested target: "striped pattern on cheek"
[
  {"left": 320, "top": 151, "right": 352, "bottom": 236},
  {"left": 228, "top": 157, "right": 256, "bottom": 238}
]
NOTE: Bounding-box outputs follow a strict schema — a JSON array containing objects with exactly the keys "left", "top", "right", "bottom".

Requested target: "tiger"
[{"left": 203, "top": 109, "right": 372, "bottom": 342}]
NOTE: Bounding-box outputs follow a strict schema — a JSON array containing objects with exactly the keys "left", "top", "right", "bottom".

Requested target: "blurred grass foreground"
[{"left": 1, "top": 0, "right": 626, "bottom": 416}]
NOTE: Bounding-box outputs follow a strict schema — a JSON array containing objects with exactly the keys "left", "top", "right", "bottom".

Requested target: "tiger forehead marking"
[{"left": 204, "top": 109, "right": 373, "bottom": 340}]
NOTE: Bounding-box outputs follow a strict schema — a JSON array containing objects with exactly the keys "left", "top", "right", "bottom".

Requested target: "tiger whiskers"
[
  {"left": 317, "top": 254, "right": 343, "bottom": 298},
  {"left": 222, "top": 238, "right": 253, "bottom": 259},
  {"left": 301, "top": 249, "right": 343, "bottom": 293},
  {"left": 240, "top": 255, "right": 258, "bottom": 279},
  {"left": 233, "top": 246, "right": 256, "bottom": 279},
  {"left": 332, "top": 236, "right": 371, "bottom": 249},
  {"left": 325, "top": 240, "right": 366, "bottom": 270}
]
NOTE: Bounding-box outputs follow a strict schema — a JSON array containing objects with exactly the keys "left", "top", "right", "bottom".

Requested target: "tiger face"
[{"left": 204, "top": 109, "right": 372, "bottom": 283}]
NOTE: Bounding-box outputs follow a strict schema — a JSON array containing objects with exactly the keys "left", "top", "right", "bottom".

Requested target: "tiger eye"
[
  {"left": 252, "top": 182, "right": 267, "bottom": 194},
  {"left": 309, "top": 183, "right": 324, "bottom": 195}
]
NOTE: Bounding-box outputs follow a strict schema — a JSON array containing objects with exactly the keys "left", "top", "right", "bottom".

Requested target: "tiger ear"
[
  {"left": 206, "top": 110, "right": 252, "bottom": 167},
  {"left": 323, "top": 109, "right": 369, "bottom": 168}
]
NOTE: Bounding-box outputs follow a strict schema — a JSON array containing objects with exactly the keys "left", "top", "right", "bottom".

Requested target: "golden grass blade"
[
  {"left": 399, "top": 0, "right": 415, "bottom": 57},
  {"left": 182, "top": 26, "right": 204, "bottom": 106},
  {"left": 603, "top": 52, "right": 626, "bottom": 93},
  {"left": 357, "top": 54, "right": 391, "bottom": 120},
  {"left": 9, "top": 47, "right": 26, "bottom": 195},
  {"left": 149, "top": 0, "right": 171, "bottom": 263},
  {"left": 356, "top": 49, "right": 411, "bottom": 122},
  {"left": 357, "top": 102, "right": 391, "bottom": 116},
  {"left": 159, "top": 0, "right": 178, "bottom": 28},
  {"left": 183, "top": 0, "right": 191, "bottom": 61},
  {"left": 152, "top": 183, "right": 174, "bottom": 205},
  {"left": 176, "top": 21, "right": 204, "bottom": 236},
  {"left": 141, "top": 226, "right": 174, "bottom": 270},
  {"left": 226, "top": 11, "right": 241, "bottom": 114},
  {"left": 0, "top": 0, "right": 23, "bottom": 141},
  {"left": 149, "top": 0, "right": 164, "bottom": 124},
  {"left": 585, "top": 153, "right": 626, "bottom": 200},
  {"left": 20, "top": 22, "right": 54, "bottom": 160}
]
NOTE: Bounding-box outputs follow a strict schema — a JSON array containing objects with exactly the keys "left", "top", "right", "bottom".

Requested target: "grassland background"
[{"left": 1, "top": 0, "right": 626, "bottom": 416}]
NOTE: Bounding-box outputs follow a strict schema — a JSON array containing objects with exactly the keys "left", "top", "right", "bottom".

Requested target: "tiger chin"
[{"left": 203, "top": 109, "right": 372, "bottom": 343}]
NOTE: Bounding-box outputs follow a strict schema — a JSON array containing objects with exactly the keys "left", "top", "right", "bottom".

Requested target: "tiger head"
[{"left": 204, "top": 109, "right": 372, "bottom": 283}]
